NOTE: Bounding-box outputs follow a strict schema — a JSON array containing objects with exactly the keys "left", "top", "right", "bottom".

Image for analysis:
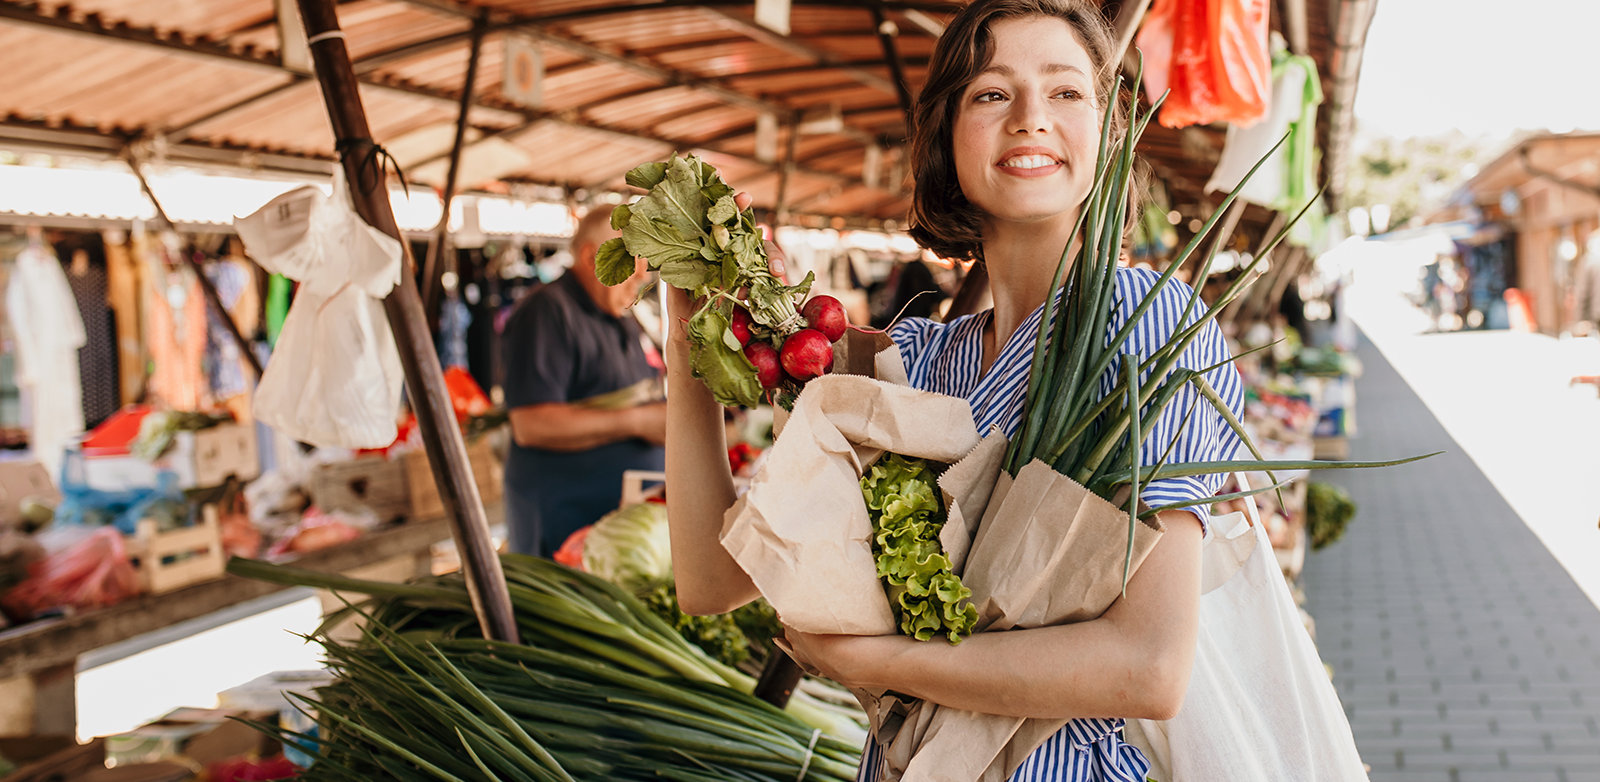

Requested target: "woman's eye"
[
  {"left": 974, "top": 90, "right": 1006, "bottom": 103},
  {"left": 1054, "top": 89, "right": 1084, "bottom": 100}
]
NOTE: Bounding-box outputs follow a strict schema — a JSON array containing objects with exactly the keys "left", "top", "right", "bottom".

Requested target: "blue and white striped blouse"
[{"left": 857, "top": 266, "right": 1245, "bottom": 782}]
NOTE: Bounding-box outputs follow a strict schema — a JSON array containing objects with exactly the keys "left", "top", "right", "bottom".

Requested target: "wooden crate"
[
  {"left": 126, "top": 507, "right": 226, "bottom": 595},
  {"left": 403, "top": 440, "right": 503, "bottom": 521},
  {"left": 310, "top": 455, "right": 411, "bottom": 522},
  {"left": 1313, "top": 435, "right": 1349, "bottom": 460}
]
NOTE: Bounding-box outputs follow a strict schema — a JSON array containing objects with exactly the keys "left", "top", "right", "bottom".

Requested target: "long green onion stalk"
[
  {"left": 247, "top": 614, "right": 859, "bottom": 782},
  {"left": 1001, "top": 70, "right": 1437, "bottom": 588},
  {"left": 227, "top": 554, "right": 865, "bottom": 752}
]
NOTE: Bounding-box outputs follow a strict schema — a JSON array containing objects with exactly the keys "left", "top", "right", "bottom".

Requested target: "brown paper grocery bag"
[
  {"left": 720, "top": 373, "right": 983, "bottom": 636},
  {"left": 881, "top": 459, "right": 1167, "bottom": 782}
]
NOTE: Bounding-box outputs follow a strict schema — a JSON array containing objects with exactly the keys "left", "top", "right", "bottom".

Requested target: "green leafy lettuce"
[
  {"left": 860, "top": 454, "right": 978, "bottom": 644},
  {"left": 602, "top": 154, "right": 814, "bottom": 408}
]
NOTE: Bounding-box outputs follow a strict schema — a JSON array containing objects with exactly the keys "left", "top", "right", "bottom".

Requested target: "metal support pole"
[
  {"left": 421, "top": 12, "right": 487, "bottom": 318},
  {"left": 774, "top": 112, "right": 802, "bottom": 226},
  {"left": 125, "top": 152, "right": 265, "bottom": 378},
  {"left": 295, "top": 0, "right": 519, "bottom": 644},
  {"left": 868, "top": 4, "right": 914, "bottom": 134}
]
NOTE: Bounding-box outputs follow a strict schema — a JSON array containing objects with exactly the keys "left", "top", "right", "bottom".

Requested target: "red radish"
[
  {"left": 801, "top": 295, "right": 849, "bottom": 342},
  {"left": 744, "top": 341, "right": 782, "bottom": 389},
  {"left": 730, "top": 306, "right": 754, "bottom": 346},
  {"left": 780, "top": 329, "right": 834, "bottom": 381}
]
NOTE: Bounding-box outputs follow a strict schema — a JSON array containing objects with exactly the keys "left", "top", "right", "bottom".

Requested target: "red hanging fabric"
[{"left": 1139, "top": 0, "right": 1272, "bottom": 129}]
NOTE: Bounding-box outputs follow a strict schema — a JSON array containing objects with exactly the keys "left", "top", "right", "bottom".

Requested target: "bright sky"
[{"left": 1354, "top": 0, "right": 1600, "bottom": 139}]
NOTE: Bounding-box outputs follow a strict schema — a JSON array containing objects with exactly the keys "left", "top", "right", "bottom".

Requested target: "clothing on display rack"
[
  {"left": 60, "top": 239, "right": 120, "bottom": 429},
  {"left": 204, "top": 257, "right": 259, "bottom": 408},
  {"left": 106, "top": 231, "right": 144, "bottom": 406},
  {"left": 439, "top": 290, "right": 471, "bottom": 369},
  {"left": 145, "top": 243, "right": 208, "bottom": 411},
  {"left": 6, "top": 237, "right": 86, "bottom": 479}
]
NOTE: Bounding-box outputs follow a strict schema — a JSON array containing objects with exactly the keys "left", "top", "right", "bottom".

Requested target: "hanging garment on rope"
[
  {"left": 234, "top": 167, "right": 404, "bottom": 449},
  {"left": 61, "top": 242, "right": 119, "bottom": 429},
  {"left": 1205, "top": 47, "right": 1324, "bottom": 215},
  {"left": 6, "top": 240, "right": 86, "bottom": 480},
  {"left": 204, "top": 258, "right": 258, "bottom": 404},
  {"left": 145, "top": 245, "right": 208, "bottom": 412}
]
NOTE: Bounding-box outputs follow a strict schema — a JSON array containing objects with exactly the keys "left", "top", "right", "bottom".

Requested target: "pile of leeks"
[{"left": 227, "top": 554, "right": 862, "bottom": 782}]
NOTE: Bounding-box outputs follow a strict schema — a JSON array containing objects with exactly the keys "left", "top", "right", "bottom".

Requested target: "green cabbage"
[
  {"left": 582, "top": 502, "right": 673, "bottom": 586},
  {"left": 861, "top": 454, "right": 978, "bottom": 643}
]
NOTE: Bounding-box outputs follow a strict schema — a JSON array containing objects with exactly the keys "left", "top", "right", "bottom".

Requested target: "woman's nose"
[{"left": 1008, "top": 92, "right": 1051, "bottom": 135}]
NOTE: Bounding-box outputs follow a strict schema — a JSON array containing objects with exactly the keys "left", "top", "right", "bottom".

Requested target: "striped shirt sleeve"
[
  {"left": 889, "top": 316, "right": 942, "bottom": 375},
  {"left": 1106, "top": 269, "right": 1245, "bottom": 531}
]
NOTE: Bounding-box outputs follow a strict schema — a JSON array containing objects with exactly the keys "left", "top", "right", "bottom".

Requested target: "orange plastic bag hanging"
[{"left": 1140, "top": 0, "right": 1272, "bottom": 129}]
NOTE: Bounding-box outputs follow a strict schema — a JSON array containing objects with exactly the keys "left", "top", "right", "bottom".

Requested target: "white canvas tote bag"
[{"left": 1124, "top": 474, "right": 1370, "bottom": 781}]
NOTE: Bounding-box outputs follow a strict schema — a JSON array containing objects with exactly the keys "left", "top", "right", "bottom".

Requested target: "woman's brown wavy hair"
[{"left": 907, "top": 0, "right": 1126, "bottom": 264}]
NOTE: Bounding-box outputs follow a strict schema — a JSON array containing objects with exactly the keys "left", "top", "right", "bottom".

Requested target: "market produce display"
[
  {"left": 228, "top": 553, "right": 864, "bottom": 778},
  {"left": 567, "top": 500, "right": 785, "bottom": 668},
  {"left": 1306, "top": 481, "right": 1357, "bottom": 550},
  {"left": 254, "top": 623, "right": 857, "bottom": 782},
  {"left": 599, "top": 154, "right": 851, "bottom": 407},
  {"left": 860, "top": 454, "right": 977, "bottom": 643}
]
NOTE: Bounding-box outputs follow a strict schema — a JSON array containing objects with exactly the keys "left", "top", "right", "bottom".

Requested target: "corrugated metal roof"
[
  {"left": 0, "top": 160, "right": 575, "bottom": 236},
  {"left": 0, "top": 0, "right": 1363, "bottom": 231}
]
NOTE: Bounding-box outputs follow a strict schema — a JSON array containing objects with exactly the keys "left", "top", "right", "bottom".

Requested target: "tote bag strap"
[{"left": 1235, "top": 471, "right": 1262, "bottom": 529}]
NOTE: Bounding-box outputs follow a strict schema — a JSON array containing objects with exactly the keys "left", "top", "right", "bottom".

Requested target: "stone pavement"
[{"left": 1302, "top": 332, "right": 1600, "bottom": 782}]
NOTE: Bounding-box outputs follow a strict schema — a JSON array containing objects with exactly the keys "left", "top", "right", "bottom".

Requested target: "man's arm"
[{"left": 508, "top": 401, "right": 666, "bottom": 452}]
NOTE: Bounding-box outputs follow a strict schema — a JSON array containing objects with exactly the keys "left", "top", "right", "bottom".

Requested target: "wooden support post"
[
  {"left": 295, "top": 0, "right": 519, "bottom": 644},
  {"left": 774, "top": 112, "right": 802, "bottom": 226},
  {"left": 1224, "top": 210, "right": 1288, "bottom": 324},
  {"left": 1112, "top": 0, "right": 1154, "bottom": 68},
  {"left": 1279, "top": 0, "right": 1309, "bottom": 56},
  {"left": 125, "top": 154, "right": 265, "bottom": 379},
  {"left": 1265, "top": 246, "right": 1312, "bottom": 318},
  {"left": 421, "top": 13, "right": 487, "bottom": 320},
  {"left": 868, "top": 3, "right": 914, "bottom": 134}
]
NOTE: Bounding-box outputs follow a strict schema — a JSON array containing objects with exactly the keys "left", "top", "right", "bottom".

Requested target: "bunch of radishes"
[{"left": 732, "top": 294, "right": 850, "bottom": 394}]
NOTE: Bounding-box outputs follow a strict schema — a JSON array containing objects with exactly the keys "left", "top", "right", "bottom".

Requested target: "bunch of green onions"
[
  {"left": 225, "top": 553, "right": 864, "bottom": 774},
  {"left": 246, "top": 621, "right": 858, "bottom": 782},
  {"left": 1002, "top": 70, "right": 1434, "bottom": 587}
]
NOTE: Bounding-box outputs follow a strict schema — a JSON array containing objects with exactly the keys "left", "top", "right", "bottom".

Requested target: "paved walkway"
[{"left": 1303, "top": 331, "right": 1600, "bottom": 781}]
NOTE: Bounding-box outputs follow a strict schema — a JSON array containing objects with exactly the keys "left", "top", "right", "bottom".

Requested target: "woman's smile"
[{"left": 996, "top": 146, "right": 1066, "bottom": 177}]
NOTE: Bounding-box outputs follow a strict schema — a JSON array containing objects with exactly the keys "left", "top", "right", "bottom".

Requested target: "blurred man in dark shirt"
[{"left": 499, "top": 208, "right": 664, "bottom": 556}]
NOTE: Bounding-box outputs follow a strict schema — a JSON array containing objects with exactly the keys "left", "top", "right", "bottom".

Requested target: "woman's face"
[{"left": 951, "top": 15, "right": 1103, "bottom": 233}]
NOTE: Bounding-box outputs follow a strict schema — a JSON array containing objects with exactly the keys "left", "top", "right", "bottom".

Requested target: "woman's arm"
[
  {"left": 783, "top": 509, "right": 1204, "bottom": 721},
  {"left": 663, "top": 193, "right": 769, "bottom": 616}
]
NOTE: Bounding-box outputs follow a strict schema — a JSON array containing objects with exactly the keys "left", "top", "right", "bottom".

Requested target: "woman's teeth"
[{"left": 999, "top": 155, "right": 1059, "bottom": 169}]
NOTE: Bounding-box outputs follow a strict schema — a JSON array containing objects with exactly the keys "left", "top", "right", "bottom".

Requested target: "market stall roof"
[
  {"left": 0, "top": 0, "right": 1374, "bottom": 227},
  {"left": 1463, "top": 132, "right": 1600, "bottom": 206},
  {"left": 0, "top": 160, "right": 575, "bottom": 235}
]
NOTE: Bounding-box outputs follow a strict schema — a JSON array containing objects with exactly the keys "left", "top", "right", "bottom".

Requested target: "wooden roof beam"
[
  {"left": 368, "top": 0, "right": 881, "bottom": 146},
  {"left": 1323, "top": 0, "right": 1377, "bottom": 209},
  {"left": 163, "top": 77, "right": 309, "bottom": 143},
  {"left": 1278, "top": 0, "right": 1309, "bottom": 56},
  {"left": 0, "top": 1, "right": 284, "bottom": 73},
  {"left": 0, "top": 2, "right": 851, "bottom": 190},
  {"left": 698, "top": 7, "right": 899, "bottom": 96}
]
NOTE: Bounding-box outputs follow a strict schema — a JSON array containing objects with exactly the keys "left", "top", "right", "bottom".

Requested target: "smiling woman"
[{"left": 662, "top": 2, "right": 1243, "bottom": 781}]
